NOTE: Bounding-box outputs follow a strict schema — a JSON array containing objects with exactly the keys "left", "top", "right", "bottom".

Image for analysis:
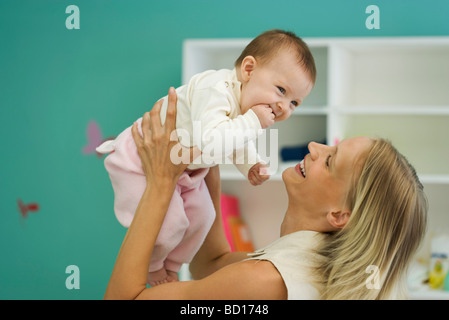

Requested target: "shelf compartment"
[
  {"left": 221, "top": 179, "right": 287, "bottom": 249},
  {"left": 336, "top": 114, "right": 449, "bottom": 175},
  {"left": 217, "top": 115, "right": 326, "bottom": 180},
  {"left": 302, "top": 46, "right": 328, "bottom": 107},
  {"left": 329, "top": 42, "right": 449, "bottom": 107}
]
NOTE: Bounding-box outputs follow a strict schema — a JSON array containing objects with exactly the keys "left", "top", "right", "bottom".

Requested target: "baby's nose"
[{"left": 271, "top": 102, "right": 283, "bottom": 113}]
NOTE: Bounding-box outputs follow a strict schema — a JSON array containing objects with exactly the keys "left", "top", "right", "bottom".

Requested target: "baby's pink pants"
[{"left": 102, "top": 119, "right": 215, "bottom": 274}]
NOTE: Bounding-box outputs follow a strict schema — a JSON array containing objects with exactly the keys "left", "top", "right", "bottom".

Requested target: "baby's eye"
[
  {"left": 277, "top": 86, "right": 286, "bottom": 94},
  {"left": 291, "top": 101, "right": 298, "bottom": 107}
]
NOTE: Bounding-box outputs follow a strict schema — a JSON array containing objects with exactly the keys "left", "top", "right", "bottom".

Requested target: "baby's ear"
[{"left": 240, "top": 56, "right": 257, "bottom": 82}]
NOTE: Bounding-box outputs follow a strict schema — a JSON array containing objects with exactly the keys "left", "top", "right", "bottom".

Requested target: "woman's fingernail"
[{"left": 169, "top": 87, "right": 175, "bottom": 94}]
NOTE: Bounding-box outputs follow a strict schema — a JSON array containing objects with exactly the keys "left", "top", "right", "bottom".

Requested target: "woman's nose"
[
  {"left": 308, "top": 141, "right": 327, "bottom": 160},
  {"left": 308, "top": 142, "right": 318, "bottom": 160}
]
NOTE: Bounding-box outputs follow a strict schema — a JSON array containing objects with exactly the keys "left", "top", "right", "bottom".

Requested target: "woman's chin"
[{"left": 282, "top": 166, "right": 295, "bottom": 182}]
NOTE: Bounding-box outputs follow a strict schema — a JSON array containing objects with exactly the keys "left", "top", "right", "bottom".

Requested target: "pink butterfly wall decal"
[{"left": 82, "top": 120, "right": 115, "bottom": 158}]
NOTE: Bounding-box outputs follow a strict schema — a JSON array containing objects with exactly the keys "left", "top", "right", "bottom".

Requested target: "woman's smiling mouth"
[{"left": 295, "top": 159, "right": 306, "bottom": 177}]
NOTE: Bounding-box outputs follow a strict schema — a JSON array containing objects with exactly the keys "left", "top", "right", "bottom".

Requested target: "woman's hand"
[{"left": 131, "top": 87, "right": 200, "bottom": 189}]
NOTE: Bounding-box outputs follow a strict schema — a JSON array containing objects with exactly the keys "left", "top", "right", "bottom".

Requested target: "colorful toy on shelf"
[
  {"left": 220, "top": 193, "right": 254, "bottom": 252},
  {"left": 429, "top": 234, "right": 449, "bottom": 290},
  {"left": 429, "top": 255, "right": 447, "bottom": 289}
]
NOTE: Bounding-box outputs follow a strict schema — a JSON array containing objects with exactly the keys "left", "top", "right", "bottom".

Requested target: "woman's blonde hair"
[{"left": 317, "top": 138, "right": 428, "bottom": 299}]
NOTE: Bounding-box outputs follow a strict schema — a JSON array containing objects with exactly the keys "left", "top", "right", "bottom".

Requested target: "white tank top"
[{"left": 247, "top": 230, "right": 327, "bottom": 300}]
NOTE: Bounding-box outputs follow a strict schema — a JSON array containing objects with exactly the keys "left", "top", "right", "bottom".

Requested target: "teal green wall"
[{"left": 1, "top": 0, "right": 448, "bottom": 299}]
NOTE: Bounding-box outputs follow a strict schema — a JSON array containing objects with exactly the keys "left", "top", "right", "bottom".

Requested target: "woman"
[{"left": 104, "top": 88, "right": 427, "bottom": 300}]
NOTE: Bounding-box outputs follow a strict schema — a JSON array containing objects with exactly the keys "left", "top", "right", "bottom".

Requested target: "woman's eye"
[
  {"left": 326, "top": 154, "right": 331, "bottom": 167},
  {"left": 277, "top": 86, "right": 286, "bottom": 94}
]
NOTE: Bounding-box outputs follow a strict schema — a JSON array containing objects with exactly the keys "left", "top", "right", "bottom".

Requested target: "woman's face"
[{"left": 282, "top": 137, "right": 373, "bottom": 228}]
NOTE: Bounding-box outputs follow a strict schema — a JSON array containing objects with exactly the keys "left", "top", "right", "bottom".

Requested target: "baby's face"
[{"left": 239, "top": 48, "right": 313, "bottom": 122}]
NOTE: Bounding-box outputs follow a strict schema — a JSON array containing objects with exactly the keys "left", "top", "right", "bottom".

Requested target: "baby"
[{"left": 97, "top": 29, "right": 316, "bottom": 286}]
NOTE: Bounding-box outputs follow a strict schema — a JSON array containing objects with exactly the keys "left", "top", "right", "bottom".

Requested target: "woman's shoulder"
[
  {"left": 247, "top": 230, "right": 327, "bottom": 300},
  {"left": 209, "top": 259, "right": 288, "bottom": 299}
]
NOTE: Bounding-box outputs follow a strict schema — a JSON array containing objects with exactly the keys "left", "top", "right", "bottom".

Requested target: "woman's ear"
[
  {"left": 327, "top": 210, "right": 351, "bottom": 229},
  {"left": 240, "top": 56, "right": 257, "bottom": 82}
]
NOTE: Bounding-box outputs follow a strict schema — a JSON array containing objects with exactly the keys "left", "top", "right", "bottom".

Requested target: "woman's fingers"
[
  {"left": 141, "top": 110, "right": 151, "bottom": 132},
  {"left": 149, "top": 99, "right": 163, "bottom": 136},
  {"left": 165, "top": 87, "right": 177, "bottom": 132},
  {"left": 131, "top": 121, "right": 142, "bottom": 147},
  {"left": 147, "top": 87, "right": 177, "bottom": 143}
]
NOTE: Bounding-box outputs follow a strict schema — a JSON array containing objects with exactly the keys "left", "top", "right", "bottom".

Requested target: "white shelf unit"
[{"left": 183, "top": 37, "right": 449, "bottom": 299}]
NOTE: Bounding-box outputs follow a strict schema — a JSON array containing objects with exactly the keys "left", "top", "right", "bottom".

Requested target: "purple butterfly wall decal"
[{"left": 82, "top": 120, "right": 115, "bottom": 158}]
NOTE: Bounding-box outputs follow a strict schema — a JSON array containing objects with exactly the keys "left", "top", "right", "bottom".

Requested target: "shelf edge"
[{"left": 334, "top": 106, "right": 449, "bottom": 116}]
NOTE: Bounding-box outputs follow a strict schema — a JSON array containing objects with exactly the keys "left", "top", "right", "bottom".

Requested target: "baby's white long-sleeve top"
[{"left": 158, "top": 68, "right": 264, "bottom": 178}]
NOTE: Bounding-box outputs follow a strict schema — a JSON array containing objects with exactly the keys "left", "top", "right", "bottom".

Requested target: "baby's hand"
[
  {"left": 248, "top": 162, "right": 270, "bottom": 186},
  {"left": 251, "top": 105, "right": 275, "bottom": 129}
]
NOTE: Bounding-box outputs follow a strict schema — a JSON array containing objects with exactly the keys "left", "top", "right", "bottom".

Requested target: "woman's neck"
[
  {"left": 280, "top": 207, "right": 307, "bottom": 237},
  {"left": 281, "top": 206, "right": 331, "bottom": 237}
]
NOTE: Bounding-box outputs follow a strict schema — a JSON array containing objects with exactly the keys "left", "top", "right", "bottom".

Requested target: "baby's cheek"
[{"left": 276, "top": 111, "right": 291, "bottom": 122}]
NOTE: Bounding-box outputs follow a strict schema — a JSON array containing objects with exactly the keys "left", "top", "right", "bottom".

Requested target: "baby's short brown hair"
[{"left": 235, "top": 29, "right": 316, "bottom": 84}]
